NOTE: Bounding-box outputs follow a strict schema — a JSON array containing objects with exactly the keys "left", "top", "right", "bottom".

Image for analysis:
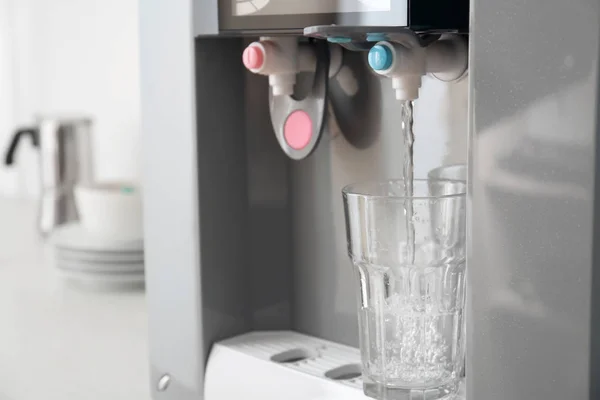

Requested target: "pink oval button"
[
  {"left": 284, "top": 110, "right": 313, "bottom": 150},
  {"left": 242, "top": 46, "right": 264, "bottom": 70}
]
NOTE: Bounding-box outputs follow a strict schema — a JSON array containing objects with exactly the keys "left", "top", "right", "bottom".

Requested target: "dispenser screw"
[{"left": 157, "top": 374, "right": 171, "bottom": 392}]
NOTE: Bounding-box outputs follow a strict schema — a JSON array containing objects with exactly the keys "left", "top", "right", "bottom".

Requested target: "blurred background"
[
  {"left": 0, "top": 0, "right": 141, "bottom": 198},
  {"left": 0, "top": 1, "right": 149, "bottom": 399}
]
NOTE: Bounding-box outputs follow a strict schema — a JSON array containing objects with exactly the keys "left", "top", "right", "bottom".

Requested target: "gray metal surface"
[
  {"left": 4, "top": 116, "right": 94, "bottom": 236},
  {"left": 140, "top": 0, "right": 204, "bottom": 399},
  {"left": 193, "top": 0, "right": 218, "bottom": 36},
  {"left": 468, "top": 0, "right": 600, "bottom": 398},
  {"left": 37, "top": 117, "right": 94, "bottom": 236},
  {"left": 591, "top": 94, "right": 600, "bottom": 399},
  {"left": 36, "top": 117, "right": 94, "bottom": 190}
]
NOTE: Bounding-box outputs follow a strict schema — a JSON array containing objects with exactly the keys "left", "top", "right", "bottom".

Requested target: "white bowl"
[{"left": 74, "top": 182, "right": 143, "bottom": 240}]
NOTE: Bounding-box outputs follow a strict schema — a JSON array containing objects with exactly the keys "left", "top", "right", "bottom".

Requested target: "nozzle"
[
  {"left": 242, "top": 37, "right": 299, "bottom": 96},
  {"left": 242, "top": 38, "right": 343, "bottom": 97},
  {"left": 368, "top": 35, "right": 468, "bottom": 100},
  {"left": 367, "top": 41, "right": 426, "bottom": 100}
]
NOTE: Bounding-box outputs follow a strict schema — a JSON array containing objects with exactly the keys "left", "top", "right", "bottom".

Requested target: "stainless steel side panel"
[{"left": 468, "top": 0, "right": 599, "bottom": 398}]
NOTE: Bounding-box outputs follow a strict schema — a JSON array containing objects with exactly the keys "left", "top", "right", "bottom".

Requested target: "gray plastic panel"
[
  {"left": 194, "top": 37, "right": 293, "bottom": 344},
  {"left": 468, "top": 0, "right": 600, "bottom": 398}
]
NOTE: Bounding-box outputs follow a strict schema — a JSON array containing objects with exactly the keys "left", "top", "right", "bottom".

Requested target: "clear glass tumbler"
[
  {"left": 428, "top": 164, "right": 467, "bottom": 182},
  {"left": 343, "top": 179, "right": 466, "bottom": 400},
  {"left": 428, "top": 164, "right": 467, "bottom": 380}
]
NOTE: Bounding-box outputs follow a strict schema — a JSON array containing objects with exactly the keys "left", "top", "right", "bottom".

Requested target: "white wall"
[
  {"left": 0, "top": 0, "right": 18, "bottom": 196},
  {"left": 0, "top": 0, "right": 141, "bottom": 198}
]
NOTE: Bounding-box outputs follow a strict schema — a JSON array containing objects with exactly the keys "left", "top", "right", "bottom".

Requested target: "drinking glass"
[
  {"left": 428, "top": 163, "right": 467, "bottom": 379},
  {"left": 428, "top": 164, "right": 467, "bottom": 182},
  {"left": 343, "top": 179, "right": 466, "bottom": 400}
]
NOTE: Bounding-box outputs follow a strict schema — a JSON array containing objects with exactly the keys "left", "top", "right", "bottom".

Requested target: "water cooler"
[{"left": 139, "top": 0, "right": 600, "bottom": 399}]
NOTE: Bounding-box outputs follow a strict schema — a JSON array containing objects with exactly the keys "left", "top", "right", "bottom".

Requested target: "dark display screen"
[{"left": 214, "top": 0, "right": 466, "bottom": 35}]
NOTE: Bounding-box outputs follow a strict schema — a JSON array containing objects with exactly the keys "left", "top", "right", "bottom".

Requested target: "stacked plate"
[{"left": 50, "top": 223, "right": 144, "bottom": 290}]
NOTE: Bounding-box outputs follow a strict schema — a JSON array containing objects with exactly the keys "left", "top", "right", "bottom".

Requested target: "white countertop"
[{"left": 0, "top": 198, "right": 151, "bottom": 400}]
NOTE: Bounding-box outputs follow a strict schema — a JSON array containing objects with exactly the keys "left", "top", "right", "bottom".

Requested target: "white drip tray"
[{"left": 204, "top": 331, "right": 465, "bottom": 400}]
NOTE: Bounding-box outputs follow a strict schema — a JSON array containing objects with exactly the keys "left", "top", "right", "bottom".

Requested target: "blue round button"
[{"left": 368, "top": 44, "right": 393, "bottom": 71}]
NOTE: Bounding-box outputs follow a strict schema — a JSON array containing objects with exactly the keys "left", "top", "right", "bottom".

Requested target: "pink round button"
[
  {"left": 242, "top": 46, "right": 264, "bottom": 70},
  {"left": 284, "top": 110, "right": 313, "bottom": 150}
]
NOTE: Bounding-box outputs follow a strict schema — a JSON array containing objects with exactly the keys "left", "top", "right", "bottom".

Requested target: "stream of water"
[{"left": 400, "top": 100, "right": 415, "bottom": 264}]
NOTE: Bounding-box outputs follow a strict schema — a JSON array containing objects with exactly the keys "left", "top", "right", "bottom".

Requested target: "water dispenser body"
[{"left": 140, "top": 0, "right": 600, "bottom": 399}]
